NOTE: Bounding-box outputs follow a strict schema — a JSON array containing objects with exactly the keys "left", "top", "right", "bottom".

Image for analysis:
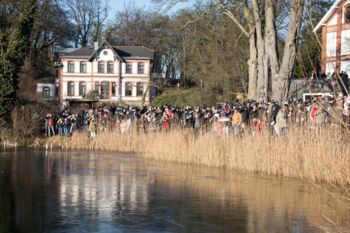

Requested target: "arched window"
[
  {"left": 67, "top": 81, "right": 74, "bottom": 96},
  {"left": 136, "top": 82, "right": 144, "bottom": 96},
  {"left": 101, "top": 81, "right": 110, "bottom": 99},
  {"left": 125, "top": 82, "right": 132, "bottom": 96},
  {"left": 43, "top": 87, "right": 50, "bottom": 97},
  {"left": 79, "top": 81, "right": 86, "bottom": 96},
  {"left": 138, "top": 62, "right": 144, "bottom": 74}
]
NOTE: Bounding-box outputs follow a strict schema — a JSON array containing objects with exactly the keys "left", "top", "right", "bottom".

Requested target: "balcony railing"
[{"left": 83, "top": 91, "right": 110, "bottom": 100}]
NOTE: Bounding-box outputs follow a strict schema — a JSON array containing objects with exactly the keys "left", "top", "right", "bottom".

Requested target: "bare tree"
[
  {"left": 66, "top": 0, "right": 108, "bottom": 47},
  {"left": 156, "top": 0, "right": 306, "bottom": 103}
]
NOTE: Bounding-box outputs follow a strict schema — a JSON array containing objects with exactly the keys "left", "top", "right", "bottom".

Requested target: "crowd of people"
[{"left": 44, "top": 95, "right": 350, "bottom": 139}]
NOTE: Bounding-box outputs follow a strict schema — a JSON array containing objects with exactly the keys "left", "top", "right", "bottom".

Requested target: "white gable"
[
  {"left": 328, "top": 14, "right": 338, "bottom": 26},
  {"left": 97, "top": 49, "right": 115, "bottom": 61},
  {"left": 314, "top": 0, "right": 342, "bottom": 32}
]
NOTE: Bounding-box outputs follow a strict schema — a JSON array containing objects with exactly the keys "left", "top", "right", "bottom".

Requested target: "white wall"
[
  {"left": 121, "top": 62, "right": 149, "bottom": 75},
  {"left": 327, "top": 32, "right": 337, "bottom": 57},
  {"left": 341, "top": 60, "right": 350, "bottom": 74},
  {"left": 36, "top": 83, "right": 56, "bottom": 97},
  {"left": 342, "top": 29, "right": 350, "bottom": 55},
  {"left": 328, "top": 14, "right": 338, "bottom": 26},
  {"left": 326, "top": 62, "right": 336, "bottom": 74},
  {"left": 97, "top": 49, "right": 115, "bottom": 61}
]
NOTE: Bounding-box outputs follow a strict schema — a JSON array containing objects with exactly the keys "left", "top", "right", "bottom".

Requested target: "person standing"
[
  {"left": 162, "top": 111, "right": 170, "bottom": 131},
  {"left": 88, "top": 115, "right": 96, "bottom": 139},
  {"left": 231, "top": 109, "right": 242, "bottom": 136},
  {"left": 274, "top": 106, "right": 288, "bottom": 136},
  {"left": 343, "top": 96, "right": 350, "bottom": 128},
  {"left": 46, "top": 114, "right": 55, "bottom": 137},
  {"left": 57, "top": 117, "right": 63, "bottom": 136}
]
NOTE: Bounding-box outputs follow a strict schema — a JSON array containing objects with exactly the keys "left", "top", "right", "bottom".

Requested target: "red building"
[{"left": 315, "top": 0, "right": 350, "bottom": 75}]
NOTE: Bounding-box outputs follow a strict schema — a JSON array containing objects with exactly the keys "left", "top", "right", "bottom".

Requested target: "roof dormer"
[{"left": 88, "top": 41, "right": 122, "bottom": 62}]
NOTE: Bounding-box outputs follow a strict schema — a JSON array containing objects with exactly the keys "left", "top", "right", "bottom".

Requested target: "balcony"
[{"left": 84, "top": 91, "right": 110, "bottom": 100}]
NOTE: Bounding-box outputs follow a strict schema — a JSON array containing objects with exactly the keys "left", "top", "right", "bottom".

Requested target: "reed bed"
[{"left": 40, "top": 128, "right": 350, "bottom": 191}]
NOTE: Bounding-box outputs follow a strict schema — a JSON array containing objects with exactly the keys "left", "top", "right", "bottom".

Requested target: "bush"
[
  {"left": 152, "top": 88, "right": 216, "bottom": 106},
  {"left": 11, "top": 101, "right": 57, "bottom": 143},
  {"left": 0, "top": 119, "right": 9, "bottom": 142}
]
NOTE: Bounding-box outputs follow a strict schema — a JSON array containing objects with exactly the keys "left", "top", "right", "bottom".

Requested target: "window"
[
  {"left": 79, "top": 81, "right": 86, "bottom": 96},
  {"left": 136, "top": 82, "right": 144, "bottom": 96},
  {"left": 125, "top": 82, "right": 132, "bottom": 96},
  {"left": 80, "top": 61, "right": 86, "bottom": 73},
  {"left": 67, "top": 81, "right": 74, "bottom": 96},
  {"left": 101, "top": 81, "right": 110, "bottom": 99},
  {"left": 98, "top": 61, "right": 105, "bottom": 73},
  {"left": 326, "top": 32, "right": 337, "bottom": 57},
  {"left": 138, "top": 62, "right": 144, "bottom": 74},
  {"left": 342, "top": 29, "right": 350, "bottom": 55},
  {"left": 68, "top": 61, "right": 74, "bottom": 73},
  {"left": 112, "top": 82, "right": 117, "bottom": 96},
  {"left": 107, "top": 61, "right": 114, "bottom": 74},
  {"left": 126, "top": 63, "right": 132, "bottom": 74},
  {"left": 95, "top": 82, "right": 100, "bottom": 94},
  {"left": 345, "top": 6, "right": 350, "bottom": 24},
  {"left": 42, "top": 87, "right": 50, "bottom": 97}
]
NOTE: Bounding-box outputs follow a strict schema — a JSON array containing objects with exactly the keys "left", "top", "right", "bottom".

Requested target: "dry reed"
[{"left": 39, "top": 128, "right": 350, "bottom": 191}]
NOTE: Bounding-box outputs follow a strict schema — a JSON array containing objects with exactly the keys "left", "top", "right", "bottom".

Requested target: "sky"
[{"left": 109, "top": 0, "right": 193, "bottom": 16}]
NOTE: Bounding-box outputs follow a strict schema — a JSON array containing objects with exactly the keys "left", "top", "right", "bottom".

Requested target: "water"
[{"left": 0, "top": 149, "right": 349, "bottom": 233}]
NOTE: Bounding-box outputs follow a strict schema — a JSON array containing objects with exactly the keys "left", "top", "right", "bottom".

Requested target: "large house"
[
  {"left": 57, "top": 41, "right": 154, "bottom": 108},
  {"left": 315, "top": 0, "right": 350, "bottom": 75}
]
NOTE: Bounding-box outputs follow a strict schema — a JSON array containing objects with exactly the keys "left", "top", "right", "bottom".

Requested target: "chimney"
[{"left": 94, "top": 41, "right": 99, "bottom": 50}]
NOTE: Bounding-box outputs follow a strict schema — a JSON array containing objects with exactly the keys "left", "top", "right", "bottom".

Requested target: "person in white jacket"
[{"left": 274, "top": 105, "right": 288, "bottom": 136}]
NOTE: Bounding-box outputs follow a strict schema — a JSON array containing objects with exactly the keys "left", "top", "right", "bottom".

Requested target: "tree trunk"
[
  {"left": 264, "top": 0, "right": 279, "bottom": 100},
  {"left": 272, "top": 0, "right": 305, "bottom": 103},
  {"left": 252, "top": 0, "right": 267, "bottom": 101},
  {"left": 247, "top": 29, "right": 258, "bottom": 99}
]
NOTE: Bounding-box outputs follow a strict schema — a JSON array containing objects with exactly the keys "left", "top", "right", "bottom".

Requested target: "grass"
[{"left": 37, "top": 127, "right": 350, "bottom": 193}]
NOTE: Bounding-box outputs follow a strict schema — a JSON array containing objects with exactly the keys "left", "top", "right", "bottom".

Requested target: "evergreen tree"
[{"left": 0, "top": 0, "right": 37, "bottom": 125}]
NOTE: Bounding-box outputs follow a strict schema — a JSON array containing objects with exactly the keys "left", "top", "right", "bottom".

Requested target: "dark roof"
[
  {"left": 62, "top": 45, "right": 154, "bottom": 60},
  {"left": 113, "top": 46, "right": 154, "bottom": 60},
  {"left": 63, "top": 47, "right": 95, "bottom": 58},
  {"left": 36, "top": 77, "right": 55, "bottom": 84}
]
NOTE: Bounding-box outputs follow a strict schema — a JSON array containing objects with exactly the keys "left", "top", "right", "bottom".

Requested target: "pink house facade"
[{"left": 58, "top": 41, "right": 154, "bottom": 108}]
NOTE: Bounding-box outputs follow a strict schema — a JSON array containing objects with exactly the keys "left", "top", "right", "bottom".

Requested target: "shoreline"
[{"left": 29, "top": 128, "right": 350, "bottom": 197}]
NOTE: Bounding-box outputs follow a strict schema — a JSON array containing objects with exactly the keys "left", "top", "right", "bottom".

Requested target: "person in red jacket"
[{"left": 162, "top": 111, "right": 170, "bottom": 130}]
